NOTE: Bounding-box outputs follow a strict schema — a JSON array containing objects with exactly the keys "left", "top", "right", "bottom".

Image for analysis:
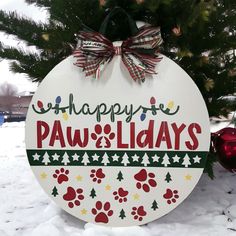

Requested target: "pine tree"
[
  {"left": 151, "top": 200, "right": 158, "bottom": 211},
  {"left": 90, "top": 188, "right": 96, "bottom": 198},
  {"left": 1, "top": 0, "right": 235, "bottom": 116},
  {"left": 101, "top": 152, "right": 110, "bottom": 166},
  {"left": 182, "top": 154, "right": 191, "bottom": 167},
  {"left": 1, "top": 0, "right": 235, "bottom": 177},
  {"left": 162, "top": 154, "right": 170, "bottom": 167},
  {"left": 117, "top": 171, "right": 124, "bottom": 181},
  {"left": 119, "top": 209, "right": 126, "bottom": 219},
  {"left": 141, "top": 153, "right": 150, "bottom": 167},
  {"left": 51, "top": 186, "right": 59, "bottom": 197},
  {"left": 0, "top": 0, "right": 104, "bottom": 82},
  {"left": 42, "top": 152, "right": 50, "bottom": 165},
  {"left": 165, "top": 172, "right": 172, "bottom": 183},
  {"left": 62, "top": 152, "right": 70, "bottom": 165},
  {"left": 82, "top": 152, "right": 90, "bottom": 165}
]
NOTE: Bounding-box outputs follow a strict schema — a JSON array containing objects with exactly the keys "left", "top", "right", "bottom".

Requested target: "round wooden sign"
[{"left": 25, "top": 53, "right": 210, "bottom": 226}]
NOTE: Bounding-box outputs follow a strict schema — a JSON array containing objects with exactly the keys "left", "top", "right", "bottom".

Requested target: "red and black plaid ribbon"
[{"left": 73, "top": 25, "right": 163, "bottom": 82}]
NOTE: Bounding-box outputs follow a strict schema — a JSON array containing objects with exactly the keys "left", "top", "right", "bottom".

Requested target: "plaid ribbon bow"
[{"left": 73, "top": 25, "right": 163, "bottom": 82}]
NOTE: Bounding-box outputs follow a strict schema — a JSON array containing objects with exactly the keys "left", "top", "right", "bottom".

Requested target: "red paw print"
[
  {"left": 91, "top": 124, "right": 115, "bottom": 148},
  {"left": 53, "top": 168, "right": 69, "bottom": 184},
  {"left": 92, "top": 201, "right": 113, "bottom": 223},
  {"left": 163, "top": 188, "right": 179, "bottom": 204},
  {"left": 90, "top": 168, "right": 105, "bottom": 184},
  {"left": 134, "top": 169, "right": 157, "bottom": 192},
  {"left": 113, "top": 187, "right": 129, "bottom": 203},
  {"left": 131, "top": 206, "right": 147, "bottom": 221},
  {"left": 63, "top": 187, "right": 84, "bottom": 208}
]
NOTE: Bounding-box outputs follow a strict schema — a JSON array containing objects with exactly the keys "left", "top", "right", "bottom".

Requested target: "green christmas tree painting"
[
  {"left": 119, "top": 209, "right": 126, "bottom": 219},
  {"left": 165, "top": 172, "right": 172, "bottom": 183},
  {"left": 151, "top": 200, "right": 158, "bottom": 211},
  {"left": 51, "top": 186, "right": 59, "bottom": 197},
  {"left": 90, "top": 188, "right": 97, "bottom": 199},
  {"left": 117, "top": 171, "right": 124, "bottom": 181}
]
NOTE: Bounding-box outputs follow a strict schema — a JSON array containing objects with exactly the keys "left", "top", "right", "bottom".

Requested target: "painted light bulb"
[
  {"left": 54, "top": 96, "right": 61, "bottom": 115},
  {"left": 37, "top": 100, "right": 43, "bottom": 109},
  {"left": 150, "top": 96, "right": 157, "bottom": 115},
  {"left": 55, "top": 96, "right": 61, "bottom": 104},
  {"left": 150, "top": 97, "right": 156, "bottom": 105},
  {"left": 140, "top": 113, "right": 146, "bottom": 121},
  {"left": 63, "top": 112, "right": 69, "bottom": 121},
  {"left": 167, "top": 101, "right": 174, "bottom": 109}
]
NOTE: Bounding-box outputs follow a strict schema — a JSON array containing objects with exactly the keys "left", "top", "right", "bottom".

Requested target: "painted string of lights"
[{"left": 33, "top": 94, "right": 180, "bottom": 122}]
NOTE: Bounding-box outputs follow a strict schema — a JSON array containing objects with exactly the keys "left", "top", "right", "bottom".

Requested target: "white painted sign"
[{"left": 25, "top": 53, "right": 210, "bottom": 226}]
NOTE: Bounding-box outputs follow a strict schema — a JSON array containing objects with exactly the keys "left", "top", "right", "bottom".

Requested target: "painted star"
[
  {"left": 152, "top": 154, "right": 160, "bottom": 163},
  {"left": 33, "top": 153, "right": 40, "bottom": 161},
  {"left": 72, "top": 153, "right": 80, "bottom": 161},
  {"left": 193, "top": 155, "right": 201, "bottom": 163},
  {"left": 40, "top": 172, "right": 47, "bottom": 179},
  {"left": 133, "top": 193, "right": 140, "bottom": 200},
  {"left": 185, "top": 174, "right": 192, "bottom": 181},
  {"left": 81, "top": 209, "right": 87, "bottom": 215},
  {"left": 112, "top": 154, "right": 120, "bottom": 162},
  {"left": 76, "top": 175, "right": 83, "bottom": 181},
  {"left": 92, "top": 153, "right": 100, "bottom": 161},
  {"left": 173, "top": 155, "right": 180, "bottom": 163},
  {"left": 105, "top": 185, "right": 111, "bottom": 191},
  {"left": 52, "top": 153, "right": 60, "bottom": 161},
  {"left": 132, "top": 154, "right": 140, "bottom": 162}
]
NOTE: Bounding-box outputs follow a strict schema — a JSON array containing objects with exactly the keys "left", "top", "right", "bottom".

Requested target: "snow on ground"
[{"left": 0, "top": 122, "right": 236, "bottom": 236}]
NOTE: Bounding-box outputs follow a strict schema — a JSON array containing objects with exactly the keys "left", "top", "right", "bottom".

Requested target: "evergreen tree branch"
[
  {"left": 0, "top": 10, "right": 46, "bottom": 49},
  {"left": 0, "top": 43, "right": 40, "bottom": 62},
  {"left": 24, "top": 0, "right": 51, "bottom": 8},
  {"left": 0, "top": 44, "right": 61, "bottom": 81},
  {"left": 0, "top": 10, "right": 75, "bottom": 52},
  {"left": 204, "top": 152, "right": 216, "bottom": 179},
  {"left": 9, "top": 58, "right": 60, "bottom": 82},
  {"left": 48, "top": 0, "right": 104, "bottom": 31}
]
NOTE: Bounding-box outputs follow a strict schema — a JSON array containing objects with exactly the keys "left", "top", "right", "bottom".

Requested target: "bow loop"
[
  {"left": 126, "top": 26, "right": 163, "bottom": 50},
  {"left": 74, "top": 25, "right": 163, "bottom": 82}
]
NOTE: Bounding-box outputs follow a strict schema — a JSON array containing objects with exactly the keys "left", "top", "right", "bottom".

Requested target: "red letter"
[
  {"left": 130, "top": 122, "right": 135, "bottom": 148},
  {"left": 67, "top": 127, "right": 89, "bottom": 147},
  {"left": 37, "top": 121, "right": 49, "bottom": 148},
  {"left": 185, "top": 123, "right": 201, "bottom": 150},
  {"left": 49, "top": 120, "right": 66, "bottom": 147},
  {"left": 171, "top": 123, "right": 186, "bottom": 150},
  {"left": 155, "top": 121, "right": 172, "bottom": 149},
  {"left": 117, "top": 121, "right": 128, "bottom": 148},
  {"left": 137, "top": 120, "right": 154, "bottom": 148}
]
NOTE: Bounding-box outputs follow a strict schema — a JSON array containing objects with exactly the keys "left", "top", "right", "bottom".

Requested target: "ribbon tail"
[
  {"left": 95, "top": 60, "right": 108, "bottom": 79},
  {"left": 95, "top": 67, "right": 101, "bottom": 79},
  {"left": 122, "top": 54, "right": 146, "bottom": 82}
]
